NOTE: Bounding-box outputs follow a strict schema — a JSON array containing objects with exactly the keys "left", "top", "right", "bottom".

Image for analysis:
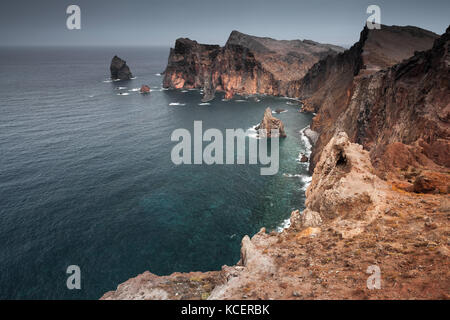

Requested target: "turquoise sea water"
[{"left": 0, "top": 47, "right": 312, "bottom": 299}]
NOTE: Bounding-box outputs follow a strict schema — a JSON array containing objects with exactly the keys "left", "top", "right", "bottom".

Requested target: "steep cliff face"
[
  {"left": 298, "top": 25, "right": 440, "bottom": 174},
  {"left": 342, "top": 26, "right": 449, "bottom": 193},
  {"left": 163, "top": 38, "right": 221, "bottom": 90},
  {"left": 163, "top": 31, "right": 344, "bottom": 100}
]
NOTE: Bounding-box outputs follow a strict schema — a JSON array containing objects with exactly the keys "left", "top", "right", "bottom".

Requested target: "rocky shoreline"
[
  {"left": 102, "top": 130, "right": 449, "bottom": 300},
  {"left": 101, "top": 25, "right": 449, "bottom": 300}
]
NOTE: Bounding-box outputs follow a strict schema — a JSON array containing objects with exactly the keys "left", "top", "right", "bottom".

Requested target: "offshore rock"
[
  {"left": 255, "top": 107, "right": 287, "bottom": 138},
  {"left": 110, "top": 55, "right": 133, "bottom": 80},
  {"left": 140, "top": 85, "right": 150, "bottom": 94}
]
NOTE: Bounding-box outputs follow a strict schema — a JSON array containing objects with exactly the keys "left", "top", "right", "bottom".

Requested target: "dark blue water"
[{"left": 0, "top": 47, "right": 312, "bottom": 299}]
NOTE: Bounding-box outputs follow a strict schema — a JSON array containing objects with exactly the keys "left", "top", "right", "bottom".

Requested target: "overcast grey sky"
[{"left": 0, "top": 0, "right": 448, "bottom": 47}]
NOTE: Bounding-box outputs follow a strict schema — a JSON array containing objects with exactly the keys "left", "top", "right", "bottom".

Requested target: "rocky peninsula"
[
  {"left": 163, "top": 31, "right": 344, "bottom": 101},
  {"left": 102, "top": 25, "right": 449, "bottom": 300}
]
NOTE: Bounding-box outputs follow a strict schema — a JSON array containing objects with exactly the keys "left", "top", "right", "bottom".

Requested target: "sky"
[{"left": 0, "top": 0, "right": 449, "bottom": 47}]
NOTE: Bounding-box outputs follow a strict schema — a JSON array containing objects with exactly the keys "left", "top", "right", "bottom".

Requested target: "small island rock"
[
  {"left": 255, "top": 107, "right": 287, "bottom": 138},
  {"left": 110, "top": 55, "right": 133, "bottom": 80}
]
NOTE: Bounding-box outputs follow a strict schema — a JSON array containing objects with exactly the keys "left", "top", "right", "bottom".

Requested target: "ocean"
[{"left": 0, "top": 47, "right": 313, "bottom": 299}]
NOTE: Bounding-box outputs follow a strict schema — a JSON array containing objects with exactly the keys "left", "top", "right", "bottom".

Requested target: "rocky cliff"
[
  {"left": 101, "top": 26, "right": 449, "bottom": 300},
  {"left": 303, "top": 26, "right": 449, "bottom": 196},
  {"left": 163, "top": 31, "right": 344, "bottom": 100}
]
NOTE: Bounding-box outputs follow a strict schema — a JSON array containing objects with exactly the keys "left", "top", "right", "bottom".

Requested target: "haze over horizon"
[{"left": 0, "top": 0, "right": 449, "bottom": 48}]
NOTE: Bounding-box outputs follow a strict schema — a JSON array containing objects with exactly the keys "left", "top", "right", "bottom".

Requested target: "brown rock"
[
  {"left": 256, "top": 108, "right": 287, "bottom": 138},
  {"left": 224, "top": 90, "right": 234, "bottom": 100},
  {"left": 413, "top": 176, "right": 436, "bottom": 193},
  {"left": 140, "top": 85, "right": 150, "bottom": 94},
  {"left": 412, "top": 171, "right": 449, "bottom": 194},
  {"left": 300, "top": 154, "right": 309, "bottom": 162}
]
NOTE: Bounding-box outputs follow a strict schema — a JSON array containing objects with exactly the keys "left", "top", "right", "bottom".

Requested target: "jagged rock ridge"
[{"left": 163, "top": 31, "right": 344, "bottom": 100}]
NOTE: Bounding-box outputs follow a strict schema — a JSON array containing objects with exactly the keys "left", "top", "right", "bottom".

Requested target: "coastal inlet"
[{"left": 0, "top": 46, "right": 313, "bottom": 299}]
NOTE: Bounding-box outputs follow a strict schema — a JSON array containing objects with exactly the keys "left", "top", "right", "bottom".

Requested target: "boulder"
[
  {"left": 140, "top": 85, "right": 151, "bottom": 94},
  {"left": 300, "top": 154, "right": 309, "bottom": 162}
]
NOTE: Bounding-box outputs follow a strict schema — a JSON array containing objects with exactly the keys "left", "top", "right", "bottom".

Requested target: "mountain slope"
[{"left": 295, "top": 25, "right": 440, "bottom": 175}]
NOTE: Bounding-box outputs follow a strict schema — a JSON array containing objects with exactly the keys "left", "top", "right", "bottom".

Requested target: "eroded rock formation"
[
  {"left": 255, "top": 107, "right": 287, "bottom": 138},
  {"left": 110, "top": 55, "right": 133, "bottom": 80},
  {"left": 163, "top": 31, "right": 344, "bottom": 101}
]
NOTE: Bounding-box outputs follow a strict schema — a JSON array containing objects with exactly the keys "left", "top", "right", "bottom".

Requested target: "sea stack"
[
  {"left": 110, "top": 55, "right": 133, "bottom": 80},
  {"left": 255, "top": 107, "right": 287, "bottom": 138}
]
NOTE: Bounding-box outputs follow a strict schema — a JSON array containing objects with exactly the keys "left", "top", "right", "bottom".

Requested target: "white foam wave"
[
  {"left": 169, "top": 102, "right": 186, "bottom": 106},
  {"left": 116, "top": 86, "right": 128, "bottom": 90},
  {"left": 276, "top": 218, "right": 291, "bottom": 233},
  {"left": 299, "top": 126, "right": 313, "bottom": 157},
  {"left": 282, "top": 173, "right": 303, "bottom": 178},
  {"left": 117, "top": 92, "right": 130, "bottom": 96},
  {"left": 198, "top": 103, "right": 210, "bottom": 106},
  {"left": 128, "top": 88, "right": 140, "bottom": 92},
  {"left": 272, "top": 110, "right": 288, "bottom": 114},
  {"left": 246, "top": 123, "right": 261, "bottom": 139},
  {"left": 155, "top": 73, "right": 162, "bottom": 76},
  {"left": 276, "top": 174, "right": 313, "bottom": 232}
]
